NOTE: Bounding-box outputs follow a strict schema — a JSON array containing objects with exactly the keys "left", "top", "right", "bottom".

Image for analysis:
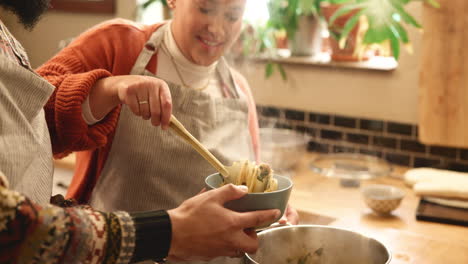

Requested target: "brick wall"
[{"left": 257, "top": 105, "right": 468, "bottom": 171}]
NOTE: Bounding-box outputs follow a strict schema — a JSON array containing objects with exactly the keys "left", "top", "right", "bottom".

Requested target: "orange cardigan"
[{"left": 37, "top": 19, "right": 260, "bottom": 203}]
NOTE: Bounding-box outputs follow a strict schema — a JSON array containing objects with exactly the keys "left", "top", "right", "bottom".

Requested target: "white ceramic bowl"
[{"left": 362, "top": 184, "right": 405, "bottom": 215}]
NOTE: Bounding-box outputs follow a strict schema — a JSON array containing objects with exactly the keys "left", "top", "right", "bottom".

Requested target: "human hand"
[
  {"left": 278, "top": 204, "right": 299, "bottom": 225},
  {"left": 91, "top": 75, "right": 172, "bottom": 129},
  {"left": 167, "top": 184, "right": 280, "bottom": 262}
]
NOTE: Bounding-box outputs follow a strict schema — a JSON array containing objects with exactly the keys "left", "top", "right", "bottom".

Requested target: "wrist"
[
  {"left": 129, "top": 210, "right": 172, "bottom": 262},
  {"left": 89, "top": 76, "right": 121, "bottom": 119},
  {"left": 166, "top": 208, "right": 184, "bottom": 256}
]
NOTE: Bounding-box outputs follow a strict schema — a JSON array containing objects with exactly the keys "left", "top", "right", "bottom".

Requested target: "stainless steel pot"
[{"left": 244, "top": 225, "right": 391, "bottom": 264}]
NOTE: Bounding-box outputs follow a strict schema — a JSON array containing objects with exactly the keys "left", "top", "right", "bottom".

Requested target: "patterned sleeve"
[{"left": 0, "top": 174, "right": 136, "bottom": 264}]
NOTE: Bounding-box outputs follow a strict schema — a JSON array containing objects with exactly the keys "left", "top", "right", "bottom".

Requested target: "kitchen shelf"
[{"left": 253, "top": 50, "right": 398, "bottom": 72}]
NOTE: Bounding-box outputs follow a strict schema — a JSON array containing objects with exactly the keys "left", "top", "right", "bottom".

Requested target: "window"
[{"left": 244, "top": 0, "right": 270, "bottom": 25}]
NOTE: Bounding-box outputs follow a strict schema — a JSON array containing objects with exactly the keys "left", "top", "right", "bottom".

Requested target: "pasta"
[{"left": 226, "top": 160, "right": 278, "bottom": 193}]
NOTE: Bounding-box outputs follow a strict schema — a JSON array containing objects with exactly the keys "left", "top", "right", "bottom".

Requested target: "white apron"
[{"left": 90, "top": 24, "right": 253, "bottom": 263}]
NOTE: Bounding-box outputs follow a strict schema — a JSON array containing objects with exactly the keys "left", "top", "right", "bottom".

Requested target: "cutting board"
[
  {"left": 416, "top": 198, "right": 468, "bottom": 227},
  {"left": 419, "top": 0, "right": 468, "bottom": 147}
]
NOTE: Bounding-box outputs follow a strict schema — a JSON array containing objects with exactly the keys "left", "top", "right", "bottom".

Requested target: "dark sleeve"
[{"left": 129, "top": 210, "right": 172, "bottom": 263}]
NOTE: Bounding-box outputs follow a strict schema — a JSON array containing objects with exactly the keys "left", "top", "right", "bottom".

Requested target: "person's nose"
[{"left": 206, "top": 15, "right": 226, "bottom": 40}]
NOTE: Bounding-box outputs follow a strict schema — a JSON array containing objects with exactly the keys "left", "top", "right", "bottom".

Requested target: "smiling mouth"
[{"left": 198, "top": 37, "right": 224, "bottom": 48}]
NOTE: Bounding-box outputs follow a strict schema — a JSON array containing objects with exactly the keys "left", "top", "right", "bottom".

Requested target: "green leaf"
[
  {"left": 329, "top": 3, "right": 366, "bottom": 26},
  {"left": 388, "top": 24, "right": 402, "bottom": 41},
  {"left": 142, "top": 0, "right": 157, "bottom": 9},
  {"left": 313, "top": 0, "right": 321, "bottom": 14},
  {"left": 265, "top": 62, "right": 274, "bottom": 79},
  {"left": 329, "top": 31, "right": 341, "bottom": 40},
  {"left": 339, "top": 9, "right": 365, "bottom": 47},
  {"left": 362, "top": 23, "right": 393, "bottom": 44},
  {"left": 362, "top": 29, "right": 375, "bottom": 44},
  {"left": 393, "top": 22, "right": 409, "bottom": 43},
  {"left": 287, "top": 0, "right": 299, "bottom": 18},
  {"left": 425, "top": 0, "right": 440, "bottom": 8},
  {"left": 278, "top": 64, "right": 287, "bottom": 81},
  {"left": 329, "top": 0, "right": 353, "bottom": 4},
  {"left": 389, "top": 33, "right": 400, "bottom": 60},
  {"left": 363, "top": 16, "right": 388, "bottom": 43},
  {"left": 299, "top": 0, "right": 316, "bottom": 15},
  {"left": 362, "top": 28, "right": 383, "bottom": 44},
  {"left": 396, "top": 0, "right": 412, "bottom": 4},
  {"left": 141, "top": 0, "right": 167, "bottom": 9}
]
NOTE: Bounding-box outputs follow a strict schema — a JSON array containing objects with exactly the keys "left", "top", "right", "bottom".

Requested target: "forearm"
[
  {"left": 37, "top": 53, "right": 120, "bottom": 157},
  {"left": 88, "top": 76, "right": 121, "bottom": 121}
]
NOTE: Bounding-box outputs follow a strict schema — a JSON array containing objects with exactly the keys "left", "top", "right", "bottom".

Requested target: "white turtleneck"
[
  {"left": 82, "top": 21, "right": 223, "bottom": 125},
  {"left": 157, "top": 21, "right": 221, "bottom": 95}
]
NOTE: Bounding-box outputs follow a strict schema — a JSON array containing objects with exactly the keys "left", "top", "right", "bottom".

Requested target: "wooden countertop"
[
  {"left": 291, "top": 153, "right": 468, "bottom": 264},
  {"left": 54, "top": 153, "right": 76, "bottom": 170}
]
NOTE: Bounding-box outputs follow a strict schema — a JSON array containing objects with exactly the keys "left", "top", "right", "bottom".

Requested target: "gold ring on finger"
[{"left": 138, "top": 100, "right": 148, "bottom": 105}]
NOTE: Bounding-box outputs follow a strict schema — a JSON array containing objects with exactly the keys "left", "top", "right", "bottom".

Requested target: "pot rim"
[{"left": 244, "top": 224, "right": 392, "bottom": 264}]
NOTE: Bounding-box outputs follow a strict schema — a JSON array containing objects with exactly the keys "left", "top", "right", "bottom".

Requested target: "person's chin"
[
  {"left": 194, "top": 53, "right": 220, "bottom": 66},
  {"left": 196, "top": 59, "right": 216, "bottom": 66}
]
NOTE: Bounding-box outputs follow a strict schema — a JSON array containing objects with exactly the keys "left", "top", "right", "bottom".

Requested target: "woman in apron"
[{"left": 38, "top": 0, "right": 298, "bottom": 262}]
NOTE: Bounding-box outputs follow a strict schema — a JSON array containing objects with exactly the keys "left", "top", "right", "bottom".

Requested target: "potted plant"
[
  {"left": 267, "top": 0, "right": 323, "bottom": 56},
  {"left": 322, "top": 0, "right": 440, "bottom": 61},
  {"left": 320, "top": 0, "right": 368, "bottom": 61}
]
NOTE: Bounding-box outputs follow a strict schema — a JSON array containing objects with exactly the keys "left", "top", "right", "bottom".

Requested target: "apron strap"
[
  {"left": 217, "top": 57, "right": 242, "bottom": 99},
  {"left": 130, "top": 23, "right": 169, "bottom": 75}
]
